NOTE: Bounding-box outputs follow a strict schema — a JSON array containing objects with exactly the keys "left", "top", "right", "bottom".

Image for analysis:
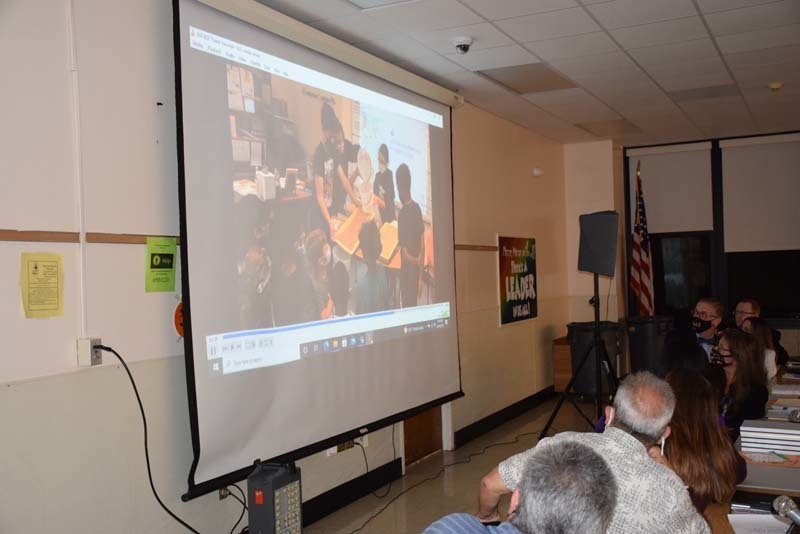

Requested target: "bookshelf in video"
[{"left": 189, "top": 28, "right": 449, "bottom": 376}]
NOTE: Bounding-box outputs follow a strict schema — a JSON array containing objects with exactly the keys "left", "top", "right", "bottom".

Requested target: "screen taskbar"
[{"left": 206, "top": 302, "right": 451, "bottom": 375}]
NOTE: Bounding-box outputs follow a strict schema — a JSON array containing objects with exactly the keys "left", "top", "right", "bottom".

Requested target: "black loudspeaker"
[{"left": 578, "top": 211, "right": 619, "bottom": 277}]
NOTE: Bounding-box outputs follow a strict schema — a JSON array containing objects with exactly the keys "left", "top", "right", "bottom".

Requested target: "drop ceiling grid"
[{"left": 254, "top": 0, "right": 799, "bottom": 143}]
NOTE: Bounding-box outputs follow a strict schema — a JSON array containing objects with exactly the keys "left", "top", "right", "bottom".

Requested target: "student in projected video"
[
  {"left": 271, "top": 224, "right": 317, "bottom": 327},
  {"left": 304, "top": 229, "right": 334, "bottom": 320},
  {"left": 354, "top": 221, "right": 390, "bottom": 315},
  {"left": 397, "top": 164, "right": 425, "bottom": 308},
  {"left": 312, "top": 103, "right": 360, "bottom": 239},
  {"left": 238, "top": 243, "right": 273, "bottom": 330},
  {"left": 373, "top": 144, "right": 396, "bottom": 223}
]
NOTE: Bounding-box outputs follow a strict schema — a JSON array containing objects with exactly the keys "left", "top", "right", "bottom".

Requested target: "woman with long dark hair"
[
  {"left": 742, "top": 316, "right": 778, "bottom": 383},
  {"left": 713, "top": 329, "right": 768, "bottom": 441},
  {"left": 662, "top": 368, "right": 746, "bottom": 513}
]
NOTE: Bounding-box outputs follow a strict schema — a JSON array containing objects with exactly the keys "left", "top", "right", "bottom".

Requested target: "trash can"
[
  {"left": 627, "top": 315, "right": 673, "bottom": 375},
  {"left": 567, "top": 321, "right": 623, "bottom": 395}
]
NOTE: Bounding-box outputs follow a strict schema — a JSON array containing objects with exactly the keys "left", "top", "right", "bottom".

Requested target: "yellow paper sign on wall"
[{"left": 20, "top": 253, "right": 64, "bottom": 318}]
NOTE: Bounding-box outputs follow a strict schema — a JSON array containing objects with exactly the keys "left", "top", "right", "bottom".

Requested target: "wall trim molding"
[
  {"left": 85, "top": 232, "right": 181, "bottom": 245},
  {"left": 0, "top": 230, "right": 80, "bottom": 243},
  {"left": 453, "top": 386, "right": 555, "bottom": 449}
]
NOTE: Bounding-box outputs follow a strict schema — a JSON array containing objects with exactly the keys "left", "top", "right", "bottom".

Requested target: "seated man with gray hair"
[
  {"left": 477, "top": 372, "right": 709, "bottom": 534},
  {"left": 423, "top": 441, "right": 616, "bottom": 534}
]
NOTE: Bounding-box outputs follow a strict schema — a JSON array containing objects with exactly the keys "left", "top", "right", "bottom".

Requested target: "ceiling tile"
[
  {"left": 471, "top": 92, "right": 599, "bottom": 142},
  {"left": 644, "top": 57, "right": 733, "bottom": 91},
  {"left": 717, "top": 23, "right": 800, "bottom": 54},
  {"left": 524, "top": 32, "right": 619, "bottom": 60},
  {"left": 731, "top": 61, "right": 800, "bottom": 89},
  {"left": 678, "top": 95, "right": 754, "bottom": 125},
  {"left": 724, "top": 44, "right": 800, "bottom": 69},
  {"left": 576, "top": 118, "right": 643, "bottom": 137},
  {"left": 696, "top": 0, "right": 783, "bottom": 14},
  {"left": 495, "top": 8, "right": 600, "bottom": 42},
  {"left": 446, "top": 44, "right": 540, "bottom": 71},
  {"left": 310, "top": 13, "right": 398, "bottom": 44},
  {"left": 548, "top": 50, "right": 645, "bottom": 85},
  {"left": 355, "top": 36, "right": 435, "bottom": 63},
  {"left": 438, "top": 70, "right": 506, "bottom": 97},
  {"left": 349, "top": 0, "right": 407, "bottom": 6},
  {"left": 611, "top": 17, "right": 708, "bottom": 49},
  {"left": 626, "top": 112, "right": 705, "bottom": 139},
  {"left": 254, "top": 0, "right": 359, "bottom": 22},
  {"left": 412, "top": 23, "right": 513, "bottom": 54},
  {"left": 459, "top": 0, "right": 579, "bottom": 21},
  {"left": 523, "top": 87, "right": 621, "bottom": 123},
  {"left": 590, "top": 83, "right": 679, "bottom": 116},
  {"left": 669, "top": 84, "right": 741, "bottom": 103},
  {"left": 628, "top": 38, "right": 719, "bottom": 65},
  {"left": 396, "top": 54, "right": 466, "bottom": 78},
  {"left": 658, "top": 72, "right": 735, "bottom": 92},
  {"left": 480, "top": 63, "right": 576, "bottom": 93},
  {"left": 585, "top": 0, "right": 697, "bottom": 30},
  {"left": 365, "top": 0, "right": 483, "bottom": 32},
  {"left": 705, "top": 0, "right": 800, "bottom": 36}
]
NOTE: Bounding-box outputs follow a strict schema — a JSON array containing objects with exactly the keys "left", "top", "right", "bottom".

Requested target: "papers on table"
[{"left": 727, "top": 513, "right": 791, "bottom": 534}]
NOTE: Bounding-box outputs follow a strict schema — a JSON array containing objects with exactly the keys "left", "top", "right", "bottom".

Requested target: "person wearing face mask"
[
  {"left": 478, "top": 372, "right": 709, "bottom": 534},
  {"left": 660, "top": 299, "right": 722, "bottom": 377},
  {"left": 691, "top": 298, "right": 725, "bottom": 358},
  {"left": 372, "top": 144, "right": 396, "bottom": 224},
  {"left": 711, "top": 329, "right": 768, "bottom": 442}
]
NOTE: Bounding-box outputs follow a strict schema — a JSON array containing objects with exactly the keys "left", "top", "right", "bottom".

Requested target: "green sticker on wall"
[{"left": 145, "top": 236, "right": 177, "bottom": 292}]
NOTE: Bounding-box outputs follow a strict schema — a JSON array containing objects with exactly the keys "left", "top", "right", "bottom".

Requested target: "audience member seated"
[
  {"left": 659, "top": 368, "right": 746, "bottom": 513},
  {"left": 477, "top": 372, "right": 709, "bottom": 534},
  {"left": 742, "top": 317, "right": 778, "bottom": 383},
  {"left": 692, "top": 298, "right": 725, "bottom": 359},
  {"left": 423, "top": 441, "right": 616, "bottom": 534},
  {"left": 663, "top": 298, "right": 723, "bottom": 375},
  {"left": 734, "top": 298, "right": 789, "bottom": 366},
  {"left": 712, "top": 329, "right": 769, "bottom": 442}
]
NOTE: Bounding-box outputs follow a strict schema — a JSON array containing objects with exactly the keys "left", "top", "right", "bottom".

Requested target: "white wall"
[
  {"left": 451, "top": 104, "right": 569, "bottom": 432},
  {"left": 0, "top": 1, "right": 397, "bottom": 532},
  {"left": 564, "top": 140, "right": 621, "bottom": 323}
]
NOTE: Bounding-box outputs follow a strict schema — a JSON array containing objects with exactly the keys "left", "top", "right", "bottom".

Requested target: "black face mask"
[
  {"left": 692, "top": 317, "right": 713, "bottom": 333},
  {"left": 710, "top": 347, "right": 734, "bottom": 367}
]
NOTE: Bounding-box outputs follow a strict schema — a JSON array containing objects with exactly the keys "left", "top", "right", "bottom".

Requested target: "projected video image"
[
  {"left": 229, "top": 65, "right": 435, "bottom": 332},
  {"left": 187, "top": 27, "right": 450, "bottom": 374}
]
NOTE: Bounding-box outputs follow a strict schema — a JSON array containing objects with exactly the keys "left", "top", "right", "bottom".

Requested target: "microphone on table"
[{"left": 773, "top": 496, "right": 800, "bottom": 527}]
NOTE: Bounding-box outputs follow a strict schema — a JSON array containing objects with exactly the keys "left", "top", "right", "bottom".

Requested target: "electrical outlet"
[
  {"left": 77, "top": 338, "right": 103, "bottom": 367},
  {"left": 337, "top": 440, "right": 355, "bottom": 452},
  {"left": 355, "top": 435, "right": 368, "bottom": 447},
  {"left": 219, "top": 488, "right": 230, "bottom": 500}
]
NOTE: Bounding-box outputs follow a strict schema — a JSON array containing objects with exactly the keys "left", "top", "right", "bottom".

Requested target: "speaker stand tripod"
[{"left": 538, "top": 273, "right": 619, "bottom": 441}]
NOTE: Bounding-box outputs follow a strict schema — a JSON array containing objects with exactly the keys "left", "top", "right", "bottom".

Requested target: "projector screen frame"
[{"left": 172, "top": 0, "right": 463, "bottom": 502}]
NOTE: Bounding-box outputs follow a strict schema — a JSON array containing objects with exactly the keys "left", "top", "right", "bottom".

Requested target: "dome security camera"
[{"left": 452, "top": 36, "right": 473, "bottom": 55}]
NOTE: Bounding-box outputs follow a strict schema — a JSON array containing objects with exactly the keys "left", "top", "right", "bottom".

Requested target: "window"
[{"left": 650, "top": 233, "right": 712, "bottom": 315}]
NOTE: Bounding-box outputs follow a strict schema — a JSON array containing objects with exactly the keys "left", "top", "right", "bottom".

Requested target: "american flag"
[{"left": 630, "top": 161, "right": 654, "bottom": 316}]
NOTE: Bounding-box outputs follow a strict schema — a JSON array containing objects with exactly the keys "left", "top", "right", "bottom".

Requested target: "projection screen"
[{"left": 174, "top": 0, "right": 462, "bottom": 498}]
